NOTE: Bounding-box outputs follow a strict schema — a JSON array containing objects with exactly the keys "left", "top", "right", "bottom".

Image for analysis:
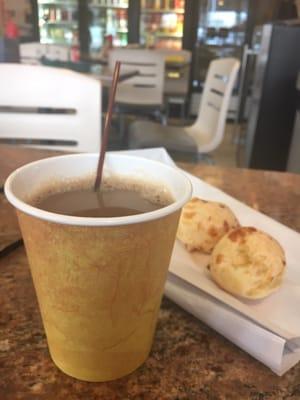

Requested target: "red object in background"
[
  {"left": 5, "top": 19, "right": 19, "bottom": 39},
  {"left": 105, "top": 34, "right": 113, "bottom": 48},
  {"left": 70, "top": 44, "right": 80, "bottom": 62},
  {"left": 70, "top": 30, "right": 80, "bottom": 62}
]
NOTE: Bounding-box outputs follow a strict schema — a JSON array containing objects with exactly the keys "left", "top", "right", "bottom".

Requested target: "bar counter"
[{"left": 0, "top": 145, "right": 299, "bottom": 399}]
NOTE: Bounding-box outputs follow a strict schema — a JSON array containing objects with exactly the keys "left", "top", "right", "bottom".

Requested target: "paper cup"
[{"left": 5, "top": 153, "right": 192, "bottom": 382}]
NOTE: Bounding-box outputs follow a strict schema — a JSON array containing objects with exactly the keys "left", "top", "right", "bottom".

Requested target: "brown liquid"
[{"left": 33, "top": 177, "right": 173, "bottom": 218}]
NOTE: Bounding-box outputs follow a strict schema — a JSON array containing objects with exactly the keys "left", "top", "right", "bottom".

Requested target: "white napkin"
[
  {"left": 165, "top": 274, "right": 300, "bottom": 376},
  {"left": 116, "top": 148, "right": 300, "bottom": 376}
]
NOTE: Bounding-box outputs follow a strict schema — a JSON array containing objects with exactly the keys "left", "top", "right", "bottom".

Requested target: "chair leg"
[
  {"left": 153, "top": 109, "right": 167, "bottom": 125},
  {"left": 180, "top": 101, "right": 186, "bottom": 121},
  {"left": 166, "top": 101, "right": 170, "bottom": 124},
  {"left": 231, "top": 122, "right": 241, "bottom": 144},
  {"left": 197, "top": 153, "right": 215, "bottom": 165},
  {"left": 160, "top": 113, "right": 167, "bottom": 126}
]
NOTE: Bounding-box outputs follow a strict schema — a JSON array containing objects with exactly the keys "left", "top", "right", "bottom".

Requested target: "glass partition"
[
  {"left": 88, "top": 0, "right": 128, "bottom": 56},
  {"left": 140, "top": 0, "right": 185, "bottom": 49},
  {"left": 38, "top": 0, "right": 79, "bottom": 45}
]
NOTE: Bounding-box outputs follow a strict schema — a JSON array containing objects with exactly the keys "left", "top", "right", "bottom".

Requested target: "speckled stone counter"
[{"left": 0, "top": 145, "right": 300, "bottom": 399}]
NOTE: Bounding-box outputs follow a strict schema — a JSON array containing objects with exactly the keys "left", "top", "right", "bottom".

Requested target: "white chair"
[
  {"left": 0, "top": 64, "right": 101, "bottom": 152},
  {"left": 129, "top": 58, "right": 240, "bottom": 159},
  {"left": 45, "top": 45, "right": 70, "bottom": 62},
  {"left": 20, "top": 43, "right": 70, "bottom": 64},
  {"left": 108, "top": 48, "right": 166, "bottom": 143},
  {"left": 108, "top": 48, "right": 165, "bottom": 111},
  {"left": 20, "top": 42, "right": 47, "bottom": 65}
]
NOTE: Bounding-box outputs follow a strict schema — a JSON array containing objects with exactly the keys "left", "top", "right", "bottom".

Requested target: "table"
[
  {"left": 1, "top": 145, "right": 300, "bottom": 399},
  {"left": 89, "top": 64, "right": 189, "bottom": 98},
  {"left": 89, "top": 65, "right": 140, "bottom": 87}
]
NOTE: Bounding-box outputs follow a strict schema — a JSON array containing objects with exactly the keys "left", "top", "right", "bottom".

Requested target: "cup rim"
[{"left": 4, "top": 153, "right": 192, "bottom": 227}]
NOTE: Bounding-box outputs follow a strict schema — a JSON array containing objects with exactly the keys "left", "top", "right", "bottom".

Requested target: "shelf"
[
  {"left": 90, "top": 18, "right": 127, "bottom": 27},
  {"left": 89, "top": 21, "right": 128, "bottom": 33},
  {"left": 40, "top": 20, "right": 78, "bottom": 26},
  {"left": 89, "top": 23, "right": 128, "bottom": 33},
  {"left": 40, "top": 38, "right": 72, "bottom": 44},
  {"left": 38, "top": 1, "right": 77, "bottom": 7},
  {"left": 198, "top": 43, "right": 244, "bottom": 49},
  {"left": 141, "top": 8, "right": 184, "bottom": 14},
  {"left": 88, "top": 5, "right": 128, "bottom": 9},
  {"left": 155, "top": 32, "right": 183, "bottom": 38}
]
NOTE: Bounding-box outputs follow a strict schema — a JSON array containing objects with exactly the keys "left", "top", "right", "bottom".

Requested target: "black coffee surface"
[{"left": 36, "top": 188, "right": 166, "bottom": 217}]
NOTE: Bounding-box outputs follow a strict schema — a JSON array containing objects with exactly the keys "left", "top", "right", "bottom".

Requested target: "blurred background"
[{"left": 0, "top": 0, "right": 300, "bottom": 173}]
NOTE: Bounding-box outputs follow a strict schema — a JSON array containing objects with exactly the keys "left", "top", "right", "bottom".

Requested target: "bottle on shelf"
[
  {"left": 61, "top": 9, "right": 68, "bottom": 21},
  {"left": 56, "top": 8, "right": 62, "bottom": 22},
  {"left": 160, "top": 0, "right": 166, "bottom": 9},
  {"left": 99, "top": 34, "right": 113, "bottom": 59},
  {"left": 177, "top": 14, "right": 183, "bottom": 35},
  {"left": 145, "top": 32, "right": 156, "bottom": 48},
  {"left": 154, "top": 0, "right": 160, "bottom": 9},
  {"left": 42, "top": 7, "right": 50, "bottom": 22},
  {"left": 49, "top": 7, "right": 56, "bottom": 22},
  {"left": 71, "top": 31, "right": 80, "bottom": 62},
  {"left": 169, "top": 0, "right": 175, "bottom": 9}
]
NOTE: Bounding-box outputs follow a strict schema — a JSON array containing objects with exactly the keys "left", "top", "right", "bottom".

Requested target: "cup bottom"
[{"left": 49, "top": 348, "right": 151, "bottom": 382}]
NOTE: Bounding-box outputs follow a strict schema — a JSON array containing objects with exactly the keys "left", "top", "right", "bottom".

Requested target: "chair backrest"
[
  {"left": 0, "top": 64, "right": 101, "bottom": 152},
  {"left": 20, "top": 42, "right": 47, "bottom": 65},
  {"left": 20, "top": 43, "right": 71, "bottom": 64},
  {"left": 108, "top": 48, "right": 165, "bottom": 92},
  {"left": 188, "top": 58, "right": 240, "bottom": 153},
  {"left": 45, "top": 45, "right": 70, "bottom": 62}
]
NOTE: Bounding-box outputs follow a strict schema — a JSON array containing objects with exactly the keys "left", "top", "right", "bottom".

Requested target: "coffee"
[
  {"left": 6, "top": 153, "right": 191, "bottom": 381},
  {"left": 36, "top": 189, "right": 166, "bottom": 217},
  {"left": 32, "top": 176, "right": 173, "bottom": 218}
]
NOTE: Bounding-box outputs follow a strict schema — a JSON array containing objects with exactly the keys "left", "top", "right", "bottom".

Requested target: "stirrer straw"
[{"left": 94, "top": 61, "right": 121, "bottom": 191}]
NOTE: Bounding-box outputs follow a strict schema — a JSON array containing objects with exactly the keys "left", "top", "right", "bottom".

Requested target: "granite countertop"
[{"left": 0, "top": 145, "right": 300, "bottom": 399}]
